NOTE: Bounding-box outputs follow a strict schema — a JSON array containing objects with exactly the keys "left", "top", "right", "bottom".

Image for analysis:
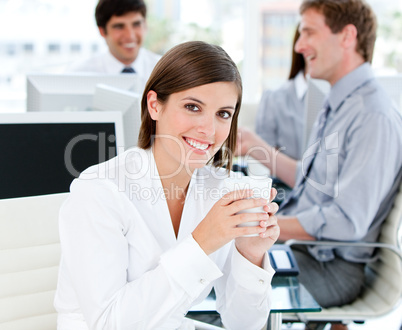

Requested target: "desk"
[{"left": 188, "top": 276, "right": 321, "bottom": 330}]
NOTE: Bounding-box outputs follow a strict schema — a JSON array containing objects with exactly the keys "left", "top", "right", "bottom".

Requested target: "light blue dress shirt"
[
  {"left": 280, "top": 63, "right": 402, "bottom": 263},
  {"left": 256, "top": 71, "right": 307, "bottom": 160}
]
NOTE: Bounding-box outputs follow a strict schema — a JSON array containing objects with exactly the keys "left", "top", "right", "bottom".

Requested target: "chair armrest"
[{"left": 284, "top": 239, "right": 402, "bottom": 261}]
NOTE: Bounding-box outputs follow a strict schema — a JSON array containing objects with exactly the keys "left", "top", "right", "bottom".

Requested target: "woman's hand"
[
  {"left": 235, "top": 188, "right": 280, "bottom": 267},
  {"left": 192, "top": 189, "right": 272, "bottom": 255}
]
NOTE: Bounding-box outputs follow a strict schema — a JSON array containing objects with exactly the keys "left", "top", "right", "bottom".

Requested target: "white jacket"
[{"left": 55, "top": 147, "right": 274, "bottom": 329}]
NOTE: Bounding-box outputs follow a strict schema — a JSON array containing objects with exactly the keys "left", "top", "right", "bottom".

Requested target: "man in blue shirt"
[{"left": 237, "top": 1, "right": 402, "bottom": 329}]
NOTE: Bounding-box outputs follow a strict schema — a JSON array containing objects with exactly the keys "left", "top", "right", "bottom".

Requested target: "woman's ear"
[{"left": 147, "top": 90, "right": 160, "bottom": 120}]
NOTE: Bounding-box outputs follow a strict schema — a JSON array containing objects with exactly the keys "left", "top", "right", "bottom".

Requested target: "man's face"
[
  {"left": 295, "top": 8, "right": 345, "bottom": 85},
  {"left": 99, "top": 11, "right": 147, "bottom": 66}
]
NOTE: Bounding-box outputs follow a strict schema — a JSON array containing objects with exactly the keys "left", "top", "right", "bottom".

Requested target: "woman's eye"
[
  {"left": 217, "top": 110, "right": 232, "bottom": 119},
  {"left": 185, "top": 104, "right": 200, "bottom": 112}
]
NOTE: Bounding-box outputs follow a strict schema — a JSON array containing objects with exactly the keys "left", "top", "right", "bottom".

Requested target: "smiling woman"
[
  {"left": 146, "top": 82, "right": 237, "bottom": 174},
  {"left": 55, "top": 40, "right": 280, "bottom": 330},
  {"left": 138, "top": 41, "right": 243, "bottom": 171}
]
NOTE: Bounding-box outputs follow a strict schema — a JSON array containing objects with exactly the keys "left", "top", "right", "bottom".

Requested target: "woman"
[
  {"left": 55, "top": 41, "right": 279, "bottom": 330},
  {"left": 254, "top": 25, "right": 307, "bottom": 160}
]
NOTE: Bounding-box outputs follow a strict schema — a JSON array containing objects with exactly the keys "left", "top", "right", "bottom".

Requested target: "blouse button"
[
  {"left": 259, "top": 279, "right": 265, "bottom": 285},
  {"left": 200, "top": 279, "right": 206, "bottom": 285}
]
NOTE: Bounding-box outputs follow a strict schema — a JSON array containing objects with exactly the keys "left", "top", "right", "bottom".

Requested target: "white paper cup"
[{"left": 225, "top": 176, "right": 272, "bottom": 236}]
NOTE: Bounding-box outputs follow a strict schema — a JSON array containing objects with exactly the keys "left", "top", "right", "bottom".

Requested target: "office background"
[
  {"left": 0, "top": 0, "right": 401, "bottom": 113},
  {"left": 0, "top": 1, "right": 401, "bottom": 328}
]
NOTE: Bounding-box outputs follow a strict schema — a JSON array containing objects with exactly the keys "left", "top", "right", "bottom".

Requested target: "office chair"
[
  {"left": 0, "top": 193, "right": 68, "bottom": 330},
  {"left": 281, "top": 178, "right": 402, "bottom": 328},
  {"left": 0, "top": 193, "right": 226, "bottom": 330}
]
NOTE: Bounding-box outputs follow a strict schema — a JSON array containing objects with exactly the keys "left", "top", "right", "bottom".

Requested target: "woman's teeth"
[{"left": 185, "top": 138, "right": 209, "bottom": 150}]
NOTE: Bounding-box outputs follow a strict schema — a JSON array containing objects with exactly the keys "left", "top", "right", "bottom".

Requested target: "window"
[
  {"left": 70, "top": 43, "right": 81, "bottom": 53},
  {"left": 91, "top": 43, "right": 99, "bottom": 53},
  {"left": 6, "top": 44, "right": 16, "bottom": 56},
  {"left": 23, "top": 43, "right": 34, "bottom": 54},
  {"left": 0, "top": 0, "right": 401, "bottom": 112},
  {"left": 48, "top": 43, "right": 61, "bottom": 54}
]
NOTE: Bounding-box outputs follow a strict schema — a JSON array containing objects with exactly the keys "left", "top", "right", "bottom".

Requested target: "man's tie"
[
  {"left": 121, "top": 67, "right": 135, "bottom": 73},
  {"left": 281, "top": 101, "right": 331, "bottom": 207},
  {"left": 300, "top": 101, "right": 331, "bottom": 184}
]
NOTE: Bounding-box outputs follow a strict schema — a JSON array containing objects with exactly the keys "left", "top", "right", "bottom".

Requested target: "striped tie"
[
  {"left": 281, "top": 101, "right": 331, "bottom": 206},
  {"left": 300, "top": 101, "right": 331, "bottom": 184}
]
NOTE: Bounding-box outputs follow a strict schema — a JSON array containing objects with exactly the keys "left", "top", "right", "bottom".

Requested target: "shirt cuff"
[
  {"left": 230, "top": 246, "right": 275, "bottom": 293},
  {"left": 159, "top": 235, "right": 223, "bottom": 299},
  {"left": 296, "top": 204, "right": 324, "bottom": 238}
]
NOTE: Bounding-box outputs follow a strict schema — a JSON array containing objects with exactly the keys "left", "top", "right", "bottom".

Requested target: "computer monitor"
[
  {"left": 26, "top": 73, "right": 140, "bottom": 112},
  {"left": 302, "top": 78, "right": 330, "bottom": 152},
  {"left": 0, "top": 111, "right": 125, "bottom": 199},
  {"left": 93, "top": 84, "right": 142, "bottom": 150}
]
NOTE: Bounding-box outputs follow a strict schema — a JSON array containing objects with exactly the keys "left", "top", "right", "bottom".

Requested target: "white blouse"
[{"left": 54, "top": 147, "right": 274, "bottom": 330}]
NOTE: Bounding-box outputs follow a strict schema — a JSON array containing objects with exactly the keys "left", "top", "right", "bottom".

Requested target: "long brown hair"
[
  {"left": 288, "top": 25, "right": 306, "bottom": 80},
  {"left": 138, "top": 41, "right": 242, "bottom": 171}
]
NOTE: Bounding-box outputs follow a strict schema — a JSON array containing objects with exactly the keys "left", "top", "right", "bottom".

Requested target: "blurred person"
[
  {"left": 254, "top": 25, "right": 308, "bottom": 203},
  {"left": 55, "top": 41, "right": 279, "bottom": 330},
  {"left": 67, "top": 0, "right": 161, "bottom": 90},
  {"left": 256, "top": 25, "right": 307, "bottom": 161},
  {"left": 237, "top": 1, "right": 402, "bottom": 329}
]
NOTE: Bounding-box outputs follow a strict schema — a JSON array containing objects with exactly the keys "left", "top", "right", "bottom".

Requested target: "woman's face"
[{"left": 148, "top": 81, "right": 238, "bottom": 175}]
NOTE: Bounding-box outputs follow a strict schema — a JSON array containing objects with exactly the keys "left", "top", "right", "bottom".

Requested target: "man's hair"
[
  {"left": 138, "top": 41, "right": 243, "bottom": 171},
  {"left": 300, "top": 0, "right": 377, "bottom": 63},
  {"left": 95, "top": 0, "right": 147, "bottom": 29}
]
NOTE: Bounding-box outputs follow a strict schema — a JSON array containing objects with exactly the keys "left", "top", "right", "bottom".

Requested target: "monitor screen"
[
  {"left": 93, "top": 84, "right": 141, "bottom": 150},
  {"left": 0, "top": 111, "right": 125, "bottom": 199},
  {"left": 26, "top": 73, "right": 139, "bottom": 112}
]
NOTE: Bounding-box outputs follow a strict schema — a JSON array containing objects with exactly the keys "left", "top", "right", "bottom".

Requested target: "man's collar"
[
  {"left": 105, "top": 49, "right": 143, "bottom": 74},
  {"left": 328, "top": 62, "right": 374, "bottom": 112},
  {"left": 104, "top": 51, "right": 128, "bottom": 73}
]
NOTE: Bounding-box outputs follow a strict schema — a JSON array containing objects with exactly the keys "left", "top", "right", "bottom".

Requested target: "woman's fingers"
[
  {"left": 194, "top": 187, "right": 279, "bottom": 255},
  {"left": 220, "top": 188, "right": 277, "bottom": 214},
  {"left": 219, "top": 189, "right": 253, "bottom": 206},
  {"left": 227, "top": 197, "right": 268, "bottom": 216},
  {"left": 263, "top": 201, "right": 279, "bottom": 215},
  {"left": 260, "top": 224, "right": 280, "bottom": 240},
  {"left": 258, "top": 213, "right": 279, "bottom": 238},
  {"left": 269, "top": 187, "right": 277, "bottom": 202},
  {"left": 233, "top": 212, "right": 269, "bottom": 227},
  {"left": 233, "top": 213, "right": 279, "bottom": 237}
]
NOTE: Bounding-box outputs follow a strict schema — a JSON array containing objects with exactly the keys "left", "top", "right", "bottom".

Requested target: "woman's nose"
[{"left": 197, "top": 114, "right": 216, "bottom": 137}]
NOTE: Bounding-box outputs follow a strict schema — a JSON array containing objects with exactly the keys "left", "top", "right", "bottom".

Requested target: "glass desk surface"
[
  {"left": 188, "top": 276, "right": 321, "bottom": 314},
  {"left": 270, "top": 276, "right": 321, "bottom": 313}
]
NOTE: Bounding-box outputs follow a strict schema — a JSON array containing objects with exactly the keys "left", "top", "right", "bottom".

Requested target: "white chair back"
[{"left": 0, "top": 193, "right": 68, "bottom": 330}]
